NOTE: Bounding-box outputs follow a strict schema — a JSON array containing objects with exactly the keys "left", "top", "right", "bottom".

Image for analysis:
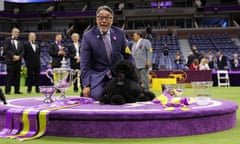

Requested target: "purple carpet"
[{"left": 0, "top": 97, "right": 238, "bottom": 138}]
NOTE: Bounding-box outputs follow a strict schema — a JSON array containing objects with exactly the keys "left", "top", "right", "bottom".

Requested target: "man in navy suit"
[
  {"left": 4, "top": 27, "right": 24, "bottom": 94},
  {"left": 217, "top": 51, "right": 228, "bottom": 70},
  {"left": 23, "top": 32, "right": 40, "bottom": 93},
  {"left": 80, "top": 5, "right": 132, "bottom": 100},
  {"left": 49, "top": 33, "right": 67, "bottom": 69}
]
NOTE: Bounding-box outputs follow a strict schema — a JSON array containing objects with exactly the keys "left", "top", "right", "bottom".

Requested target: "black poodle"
[{"left": 100, "top": 60, "right": 155, "bottom": 105}]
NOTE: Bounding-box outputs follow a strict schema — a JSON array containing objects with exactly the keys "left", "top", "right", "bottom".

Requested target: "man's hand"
[
  {"left": 58, "top": 50, "right": 66, "bottom": 56},
  {"left": 146, "top": 60, "right": 151, "bottom": 68},
  {"left": 12, "top": 55, "right": 20, "bottom": 61},
  {"left": 75, "top": 56, "right": 80, "bottom": 63},
  {"left": 82, "top": 86, "right": 90, "bottom": 98}
]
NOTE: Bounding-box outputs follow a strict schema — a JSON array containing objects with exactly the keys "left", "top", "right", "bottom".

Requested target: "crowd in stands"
[
  {"left": 0, "top": 33, "right": 240, "bottom": 73},
  {"left": 187, "top": 34, "right": 240, "bottom": 71}
]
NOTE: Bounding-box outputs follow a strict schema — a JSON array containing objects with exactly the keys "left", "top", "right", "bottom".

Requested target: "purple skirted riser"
[
  {"left": 46, "top": 112, "right": 236, "bottom": 138},
  {"left": 0, "top": 97, "right": 238, "bottom": 138}
]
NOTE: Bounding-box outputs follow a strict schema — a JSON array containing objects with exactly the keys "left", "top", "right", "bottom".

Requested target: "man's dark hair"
[
  {"left": 134, "top": 32, "right": 142, "bottom": 38},
  {"left": 96, "top": 5, "right": 114, "bottom": 16}
]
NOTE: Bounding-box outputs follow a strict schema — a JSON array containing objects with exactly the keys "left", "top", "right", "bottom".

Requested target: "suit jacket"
[
  {"left": 80, "top": 26, "right": 132, "bottom": 89},
  {"left": 23, "top": 41, "right": 40, "bottom": 68},
  {"left": 68, "top": 42, "right": 80, "bottom": 69},
  {"left": 217, "top": 55, "right": 228, "bottom": 70},
  {"left": 131, "top": 38, "right": 152, "bottom": 69},
  {"left": 187, "top": 54, "right": 197, "bottom": 67},
  {"left": 3, "top": 37, "right": 24, "bottom": 65},
  {"left": 230, "top": 59, "right": 240, "bottom": 70},
  {"left": 48, "top": 42, "right": 67, "bottom": 68}
]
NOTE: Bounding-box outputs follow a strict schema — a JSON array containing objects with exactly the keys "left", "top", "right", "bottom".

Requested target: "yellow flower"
[{"left": 125, "top": 46, "right": 131, "bottom": 54}]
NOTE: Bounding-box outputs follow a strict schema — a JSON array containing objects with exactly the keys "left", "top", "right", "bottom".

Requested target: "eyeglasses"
[{"left": 97, "top": 15, "right": 113, "bottom": 20}]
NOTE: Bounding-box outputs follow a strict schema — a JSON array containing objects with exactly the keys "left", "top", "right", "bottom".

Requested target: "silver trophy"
[
  {"left": 39, "top": 86, "right": 56, "bottom": 103},
  {"left": 45, "top": 57, "right": 80, "bottom": 101}
]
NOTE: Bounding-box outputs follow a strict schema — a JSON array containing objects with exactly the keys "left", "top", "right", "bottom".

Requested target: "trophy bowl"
[
  {"left": 47, "top": 67, "right": 72, "bottom": 99},
  {"left": 191, "top": 81, "right": 213, "bottom": 106},
  {"left": 39, "top": 86, "right": 56, "bottom": 103},
  {"left": 46, "top": 67, "right": 80, "bottom": 100},
  {"left": 45, "top": 57, "right": 80, "bottom": 100}
]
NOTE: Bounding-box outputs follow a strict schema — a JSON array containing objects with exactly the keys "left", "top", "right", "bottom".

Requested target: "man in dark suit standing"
[
  {"left": 217, "top": 51, "right": 228, "bottom": 70},
  {"left": 23, "top": 32, "right": 40, "bottom": 93},
  {"left": 68, "top": 33, "right": 81, "bottom": 92},
  {"left": 80, "top": 5, "right": 133, "bottom": 100},
  {"left": 4, "top": 27, "right": 24, "bottom": 94},
  {"left": 49, "top": 33, "right": 66, "bottom": 69}
]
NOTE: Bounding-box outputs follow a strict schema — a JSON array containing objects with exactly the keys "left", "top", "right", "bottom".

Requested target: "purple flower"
[{"left": 113, "top": 36, "right": 117, "bottom": 40}]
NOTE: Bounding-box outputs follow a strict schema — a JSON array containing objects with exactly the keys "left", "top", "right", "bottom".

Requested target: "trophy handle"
[
  {"left": 71, "top": 69, "right": 81, "bottom": 85},
  {"left": 46, "top": 69, "right": 54, "bottom": 84}
]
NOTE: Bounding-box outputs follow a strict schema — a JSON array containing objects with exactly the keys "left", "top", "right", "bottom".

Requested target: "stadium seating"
[
  {"left": 188, "top": 33, "right": 240, "bottom": 59},
  {"left": 152, "top": 36, "right": 185, "bottom": 70}
]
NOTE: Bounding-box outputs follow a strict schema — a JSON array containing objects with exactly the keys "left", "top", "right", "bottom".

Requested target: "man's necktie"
[
  {"left": 57, "top": 42, "right": 62, "bottom": 49},
  {"left": 102, "top": 33, "right": 112, "bottom": 61},
  {"left": 12, "top": 39, "right": 17, "bottom": 49},
  {"left": 31, "top": 41, "right": 36, "bottom": 52}
]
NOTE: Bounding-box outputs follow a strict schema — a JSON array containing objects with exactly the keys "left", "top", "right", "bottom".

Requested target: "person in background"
[
  {"left": 131, "top": 32, "right": 152, "bottom": 90},
  {"left": 145, "top": 24, "right": 153, "bottom": 41},
  {"left": 230, "top": 53, "right": 240, "bottom": 71},
  {"left": 49, "top": 33, "right": 67, "bottom": 69},
  {"left": 206, "top": 50, "right": 215, "bottom": 69},
  {"left": 48, "top": 33, "right": 67, "bottom": 93},
  {"left": 189, "top": 58, "right": 200, "bottom": 71},
  {"left": 174, "top": 51, "right": 182, "bottom": 70},
  {"left": 0, "top": 45, "right": 6, "bottom": 72},
  {"left": 206, "top": 50, "right": 214, "bottom": 62},
  {"left": 216, "top": 51, "right": 228, "bottom": 70},
  {"left": 23, "top": 32, "right": 40, "bottom": 93},
  {"left": 199, "top": 57, "right": 210, "bottom": 70},
  {"left": 191, "top": 45, "right": 200, "bottom": 59},
  {"left": 198, "top": 51, "right": 205, "bottom": 62},
  {"left": 68, "top": 33, "right": 81, "bottom": 92},
  {"left": 4, "top": 27, "right": 24, "bottom": 94},
  {"left": 186, "top": 51, "right": 196, "bottom": 68},
  {"left": 163, "top": 43, "right": 169, "bottom": 56},
  {"left": 80, "top": 5, "right": 133, "bottom": 100}
]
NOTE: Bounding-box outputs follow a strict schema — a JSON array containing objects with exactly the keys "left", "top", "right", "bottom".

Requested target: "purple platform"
[{"left": 0, "top": 97, "right": 238, "bottom": 138}]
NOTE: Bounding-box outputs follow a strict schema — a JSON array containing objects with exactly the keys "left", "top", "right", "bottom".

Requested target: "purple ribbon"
[
  {"left": 16, "top": 110, "right": 38, "bottom": 139},
  {"left": 0, "top": 108, "right": 23, "bottom": 138},
  {"left": 10, "top": 110, "right": 22, "bottom": 135},
  {"left": 0, "top": 97, "right": 94, "bottom": 140}
]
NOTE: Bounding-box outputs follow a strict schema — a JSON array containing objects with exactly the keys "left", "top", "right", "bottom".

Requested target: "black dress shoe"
[
  {"left": 73, "top": 88, "right": 78, "bottom": 92},
  {"left": 36, "top": 87, "right": 40, "bottom": 93},
  {"left": 0, "top": 88, "right": 7, "bottom": 105},
  {"left": 15, "top": 92, "right": 23, "bottom": 94}
]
